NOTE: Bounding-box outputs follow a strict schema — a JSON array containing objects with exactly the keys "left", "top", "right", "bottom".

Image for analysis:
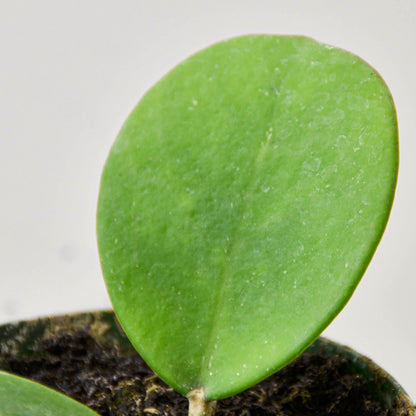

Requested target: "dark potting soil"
[{"left": 0, "top": 315, "right": 411, "bottom": 416}]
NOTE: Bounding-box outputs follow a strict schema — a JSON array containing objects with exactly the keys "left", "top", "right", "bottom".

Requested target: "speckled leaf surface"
[
  {"left": 0, "top": 371, "right": 99, "bottom": 415},
  {"left": 97, "top": 35, "right": 398, "bottom": 400}
]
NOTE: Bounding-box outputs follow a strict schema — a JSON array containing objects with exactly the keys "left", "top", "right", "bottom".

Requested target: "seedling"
[
  {"left": 97, "top": 34, "right": 397, "bottom": 414},
  {"left": 0, "top": 35, "right": 398, "bottom": 415}
]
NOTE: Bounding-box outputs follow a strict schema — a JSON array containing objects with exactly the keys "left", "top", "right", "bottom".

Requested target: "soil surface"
[{"left": 0, "top": 313, "right": 412, "bottom": 416}]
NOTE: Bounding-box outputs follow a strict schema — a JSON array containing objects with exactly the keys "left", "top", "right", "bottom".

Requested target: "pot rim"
[{"left": 0, "top": 310, "right": 414, "bottom": 415}]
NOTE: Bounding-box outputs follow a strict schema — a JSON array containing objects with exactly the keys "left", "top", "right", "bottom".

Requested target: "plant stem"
[{"left": 188, "top": 388, "right": 217, "bottom": 416}]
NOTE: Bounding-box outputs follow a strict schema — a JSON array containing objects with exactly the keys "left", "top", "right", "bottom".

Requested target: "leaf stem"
[{"left": 188, "top": 388, "right": 217, "bottom": 416}]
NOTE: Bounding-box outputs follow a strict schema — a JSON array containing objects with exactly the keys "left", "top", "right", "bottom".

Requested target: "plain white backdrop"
[{"left": 0, "top": 0, "right": 415, "bottom": 400}]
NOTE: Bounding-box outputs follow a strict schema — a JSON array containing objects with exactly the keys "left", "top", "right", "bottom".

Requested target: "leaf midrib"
[{"left": 196, "top": 102, "right": 280, "bottom": 390}]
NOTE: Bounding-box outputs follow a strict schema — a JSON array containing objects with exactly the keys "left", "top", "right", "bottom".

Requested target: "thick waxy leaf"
[
  {"left": 97, "top": 35, "right": 397, "bottom": 400},
  {"left": 0, "top": 371, "right": 99, "bottom": 415}
]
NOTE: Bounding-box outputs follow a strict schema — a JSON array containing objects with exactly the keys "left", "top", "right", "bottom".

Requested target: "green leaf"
[
  {"left": 0, "top": 371, "right": 99, "bottom": 415},
  {"left": 97, "top": 35, "right": 398, "bottom": 401}
]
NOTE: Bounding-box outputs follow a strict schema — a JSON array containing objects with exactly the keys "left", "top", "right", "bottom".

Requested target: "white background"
[{"left": 0, "top": 0, "right": 415, "bottom": 401}]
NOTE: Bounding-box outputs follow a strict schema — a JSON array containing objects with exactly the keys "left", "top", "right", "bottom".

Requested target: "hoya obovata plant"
[{"left": 0, "top": 35, "right": 398, "bottom": 416}]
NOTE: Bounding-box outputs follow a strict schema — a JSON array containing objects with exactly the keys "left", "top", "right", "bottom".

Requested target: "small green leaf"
[
  {"left": 0, "top": 371, "right": 99, "bottom": 415},
  {"left": 97, "top": 35, "right": 397, "bottom": 400}
]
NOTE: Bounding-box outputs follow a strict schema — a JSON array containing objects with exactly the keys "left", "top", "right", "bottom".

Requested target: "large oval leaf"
[
  {"left": 97, "top": 35, "right": 398, "bottom": 400},
  {"left": 0, "top": 371, "right": 99, "bottom": 415}
]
